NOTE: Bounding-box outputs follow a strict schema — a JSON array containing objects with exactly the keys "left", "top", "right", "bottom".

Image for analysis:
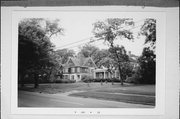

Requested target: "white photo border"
[{"left": 10, "top": 8, "right": 166, "bottom": 115}]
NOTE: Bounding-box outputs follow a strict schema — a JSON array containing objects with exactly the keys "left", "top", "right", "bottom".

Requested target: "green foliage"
[
  {"left": 125, "top": 73, "right": 141, "bottom": 84},
  {"left": 18, "top": 18, "right": 63, "bottom": 88},
  {"left": 78, "top": 44, "right": 99, "bottom": 58},
  {"left": 109, "top": 46, "right": 130, "bottom": 82},
  {"left": 121, "top": 62, "right": 134, "bottom": 81},
  {"left": 92, "top": 18, "right": 134, "bottom": 85},
  {"left": 99, "top": 56, "right": 116, "bottom": 78},
  {"left": 137, "top": 47, "right": 156, "bottom": 84},
  {"left": 45, "top": 19, "right": 64, "bottom": 38},
  {"left": 134, "top": 19, "right": 156, "bottom": 84},
  {"left": 78, "top": 44, "right": 110, "bottom": 68},
  {"left": 93, "top": 49, "right": 110, "bottom": 67},
  {"left": 99, "top": 57, "right": 115, "bottom": 69},
  {"left": 108, "top": 46, "right": 129, "bottom": 63},
  {"left": 55, "top": 48, "right": 75, "bottom": 64},
  {"left": 126, "top": 47, "right": 155, "bottom": 84},
  {"left": 92, "top": 18, "right": 134, "bottom": 45},
  {"left": 55, "top": 79, "right": 76, "bottom": 83},
  {"left": 82, "top": 78, "right": 121, "bottom": 83},
  {"left": 140, "top": 19, "right": 156, "bottom": 49},
  {"left": 81, "top": 74, "right": 93, "bottom": 83}
]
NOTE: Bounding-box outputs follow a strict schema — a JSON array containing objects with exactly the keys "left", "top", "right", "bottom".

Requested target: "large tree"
[
  {"left": 140, "top": 18, "right": 156, "bottom": 49},
  {"left": 93, "top": 49, "right": 110, "bottom": 67},
  {"left": 99, "top": 56, "right": 116, "bottom": 84},
  {"left": 138, "top": 47, "right": 156, "bottom": 84},
  {"left": 92, "top": 18, "right": 134, "bottom": 85},
  {"left": 55, "top": 48, "right": 75, "bottom": 64},
  {"left": 18, "top": 18, "right": 63, "bottom": 88},
  {"left": 137, "top": 18, "right": 156, "bottom": 84},
  {"left": 78, "top": 44, "right": 99, "bottom": 58},
  {"left": 78, "top": 44, "right": 109, "bottom": 67},
  {"left": 108, "top": 46, "right": 130, "bottom": 84}
]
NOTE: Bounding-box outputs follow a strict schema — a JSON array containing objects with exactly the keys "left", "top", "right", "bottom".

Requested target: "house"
[
  {"left": 63, "top": 56, "right": 120, "bottom": 82},
  {"left": 128, "top": 51, "right": 139, "bottom": 71},
  {"left": 93, "top": 52, "right": 139, "bottom": 80},
  {"left": 63, "top": 56, "right": 97, "bottom": 81},
  {"left": 93, "top": 67, "right": 120, "bottom": 79},
  {"left": 62, "top": 52, "right": 139, "bottom": 82}
]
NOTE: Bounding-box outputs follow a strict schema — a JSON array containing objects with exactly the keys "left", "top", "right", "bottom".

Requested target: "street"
[{"left": 18, "top": 91, "right": 153, "bottom": 108}]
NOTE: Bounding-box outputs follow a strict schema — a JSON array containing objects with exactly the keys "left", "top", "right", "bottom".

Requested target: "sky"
[{"left": 48, "top": 12, "right": 149, "bottom": 56}]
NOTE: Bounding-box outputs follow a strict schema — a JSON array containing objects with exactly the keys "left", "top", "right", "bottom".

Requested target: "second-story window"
[
  {"left": 68, "top": 68, "right": 71, "bottom": 73},
  {"left": 65, "top": 68, "right": 68, "bottom": 73},
  {"left": 85, "top": 68, "right": 88, "bottom": 72},
  {"left": 71, "top": 67, "right": 75, "bottom": 73},
  {"left": 77, "top": 67, "right": 80, "bottom": 73}
]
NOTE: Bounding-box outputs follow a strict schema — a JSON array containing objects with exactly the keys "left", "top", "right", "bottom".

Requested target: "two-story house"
[
  {"left": 62, "top": 52, "right": 139, "bottom": 82},
  {"left": 63, "top": 57, "right": 97, "bottom": 81}
]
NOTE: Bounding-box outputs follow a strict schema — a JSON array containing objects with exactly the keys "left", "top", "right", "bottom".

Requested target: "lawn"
[
  {"left": 19, "top": 82, "right": 155, "bottom": 106},
  {"left": 19, "top": 82, "right": 133, "bottom": 94},
  {"left": 69, "top": 90, "right": 155, "bottom": 106}
]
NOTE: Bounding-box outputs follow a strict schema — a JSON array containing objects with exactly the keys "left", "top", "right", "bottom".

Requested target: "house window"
[
  {"left": 71, "top": 75, "right": 74, "bottom": 80},
  {"left": 65, "top": 68, "right": 68, "bottom": 73},
  {"left": 64, "top": 75, "right": 68, "bottom": 79},
  {"left": 71, "top": 68, "right": 75, "bottom": 73},
  {"left": 68, "top": 68, "right": 71, "bottom": 73},
  {"left": 85, "top": 68, "right": 88, "bottom": 72},
  {"left": 77, "top": 67, "right": 80, "bottom": 73},
  {"left": 81, "top": 68, "right": 85, "bottom": 73}
]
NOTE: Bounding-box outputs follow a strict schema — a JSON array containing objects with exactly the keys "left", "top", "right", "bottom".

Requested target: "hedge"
[
  {"left": 55, "top": 78, "right": 76, "bottom": 83},
  {"left": 82, "top": 78, "right": 121, "bottom": 83}
]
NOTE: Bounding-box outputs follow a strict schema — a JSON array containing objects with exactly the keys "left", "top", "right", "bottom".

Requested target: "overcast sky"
[{"left": 47, "top": 12, "right": 150, "bottom": 56}]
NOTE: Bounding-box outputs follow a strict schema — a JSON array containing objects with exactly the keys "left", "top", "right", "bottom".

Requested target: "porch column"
[
  {"left": 108, "top": 72, "right": 111, "bottom": 78},
  {"left": 94, "top": 71, "right": 96, "bottom": 79},
  {"left": 69, "top": 74, "right": 71, "bottom": 80}
]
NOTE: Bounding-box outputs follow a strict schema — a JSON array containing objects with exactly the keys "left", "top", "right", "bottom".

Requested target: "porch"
[{"left": 94, "top": 68, "right": 119, "bottom": 79}]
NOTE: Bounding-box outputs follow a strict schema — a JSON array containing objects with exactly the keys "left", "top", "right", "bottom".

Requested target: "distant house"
[
  {"left": 128, "top": 51, "right": 139, "bottom": 71},
  {"left": 62, "top": 52, "right": 139, "bottom": 82},
  {"left": 63, "top": 57, "right": 97, "bottom": 81},
  {"left": 63, "top": 57, "right": 120, "bottom": 82},
  {"left": 94, "top": 67, "right": 120, "bottom": 79}
]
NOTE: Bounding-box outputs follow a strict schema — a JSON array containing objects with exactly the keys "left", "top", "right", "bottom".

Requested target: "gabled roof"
[{"left": 64, "top": 56, "right": 97, "bottom": 68}]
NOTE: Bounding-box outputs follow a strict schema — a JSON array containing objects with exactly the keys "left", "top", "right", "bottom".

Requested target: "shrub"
[
  {"left": 125, "top": 73, "right": 141, "bottom": 84},
  {"left": 55, "top": 78, "right": 76, "bottom": 83},
  {"left": 87, "top": 78, "right": 121, "bottom": 83},
  {"left": 81, "top": 75, "right": 93, "bottom": 83}
]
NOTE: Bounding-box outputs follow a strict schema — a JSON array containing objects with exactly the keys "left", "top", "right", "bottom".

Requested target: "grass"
[
  {"left": 95, "top": 85, "right": 155, "bottom": 96},
  {"left": 19, "top": 82, "right": 155, "bottom": 105},
  {"left": 19, "top": 82, "right": 129, "bottom": 94},
  {"left": 69, "top": 90, "right": 155, "bottom": 106}
]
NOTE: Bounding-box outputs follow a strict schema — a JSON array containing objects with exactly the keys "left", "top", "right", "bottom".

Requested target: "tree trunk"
[
  {"left": 47, "top": 69, "right": 53, "bottom": 82},
  {"left": 34, "top": 78, "right": 39, "bottom": 88},
  {"left": 110, "top": 73, "right": 114, "bottom": 85},
  {"left": 101, "top": 79, "right": 103, "bottom": 85},
  {"left": 110, "top": 43, "right": 124, "bottom": 85},
  {"left": 118, "top": 65, "right": 123, "bottom": 85},
  {"left": 34, "top": 73, "right": 39, "bottom": 88}
]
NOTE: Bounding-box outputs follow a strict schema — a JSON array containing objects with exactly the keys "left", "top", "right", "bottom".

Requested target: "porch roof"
[{"left": 94, "top": 68, "right": 108, "bottom": 72}]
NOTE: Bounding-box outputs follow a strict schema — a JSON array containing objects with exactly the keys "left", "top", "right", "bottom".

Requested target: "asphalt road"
[{"left": 18, "top": 91, "right": 153, "bottom": 108}]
